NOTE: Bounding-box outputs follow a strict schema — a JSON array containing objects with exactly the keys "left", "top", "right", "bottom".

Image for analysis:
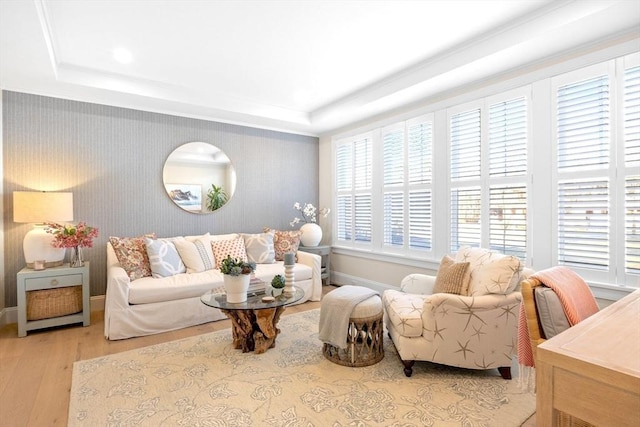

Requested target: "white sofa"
[{"left": 104, "top": 233, "right": 322, "bottom": 340}]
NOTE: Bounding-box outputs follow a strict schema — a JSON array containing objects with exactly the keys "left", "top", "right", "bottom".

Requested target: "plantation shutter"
[
  {"left": 558, "top": 179, "right": 609, "bottom": 269},
  {"left": 626, "top": 177, "right": 640, "bottom": 274},
  {"left": 488, "top": 97, "right": 527, "bottom": 259},
  {"left": 624, "top": 66, "right": 640, "bottom": 167},
  {"left": 408, "top": 122, "right": 432, "bottom": 185},
  {"left": 489, "top": 186, "right": 527, "bottom": 259},
  {"left": 451, "top": 187, "right": 481, "bottom": 249},
  {"left": 489, "top": 98, "right": 527, "bottom": 177},
  {"left": 355, "top": 137, "right": 373, "bottom": 243},
  {"left": 409, "top": 190, "right": 431, "bottom": 250},
  {"left": 450, "top": 109, "right": 481, "bottom": 180},
  {"left": 557, "top": 75, "right": 610, "bottom": 171},
  {"left": 450, "top": 108, "right": 481, "bottom": 251},
  {"left": 624, "top": 65, "right": 640, "bottom": 275},
  {"left": 335, "top": 137, "right": 372, "bottom": 244},
  {"left": 383, "top": 127, "right": 404, "bottom": 246},
  {"left": 407, "top": 121, "right": 432, "bottom": 250},
  {"left": 556, "top": 74, "right": 610, "bottom": 269}
]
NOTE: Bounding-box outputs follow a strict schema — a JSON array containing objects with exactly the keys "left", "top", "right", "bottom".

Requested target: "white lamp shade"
[
  {"left": 13, "top": 191, "right": 74, "bottom": 268},
  {"left": 13, "top": 191, "right": 74, "bottom": 223}
]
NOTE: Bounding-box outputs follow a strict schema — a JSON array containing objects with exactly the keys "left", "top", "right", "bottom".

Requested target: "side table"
[
  {"left": 17, "top": 262, "right": 90, "bottom": 337},
  {"left": 298, "top": 245, "right": 331, "bottom": 285}
]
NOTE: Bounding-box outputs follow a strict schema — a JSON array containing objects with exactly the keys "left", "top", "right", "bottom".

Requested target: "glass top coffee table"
[{"left": 201, "top": 287, "right": 304, "bottom": 354}]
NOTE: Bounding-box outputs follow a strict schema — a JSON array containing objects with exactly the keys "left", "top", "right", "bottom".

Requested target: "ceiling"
[{"left": 1, "top": 1, "right": 639, "bottom": 136}]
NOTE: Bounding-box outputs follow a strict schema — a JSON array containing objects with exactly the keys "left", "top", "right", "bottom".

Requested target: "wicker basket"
[{"left": 26, "top": 285, "right": 83, "bottom": 321}]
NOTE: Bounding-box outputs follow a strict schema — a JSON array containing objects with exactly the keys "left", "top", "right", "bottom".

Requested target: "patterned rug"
[{"left": 68, "top": 309, "right": 535, "bottom": 426}]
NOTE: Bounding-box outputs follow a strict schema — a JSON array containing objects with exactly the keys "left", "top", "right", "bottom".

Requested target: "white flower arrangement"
[{"left": 290, "top": 202, "right": 330, "bottom": 227}]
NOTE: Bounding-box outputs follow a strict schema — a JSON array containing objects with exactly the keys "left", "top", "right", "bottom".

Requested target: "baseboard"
[{"left": 0, "top": 295, "right": 106, "bottom": 327}]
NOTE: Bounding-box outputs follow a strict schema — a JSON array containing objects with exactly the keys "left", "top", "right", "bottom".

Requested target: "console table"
[{"left": 536, "top": 288, "right": 640, "bottom": 427}]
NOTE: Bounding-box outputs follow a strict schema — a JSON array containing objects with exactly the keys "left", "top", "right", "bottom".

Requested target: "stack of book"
[{"left": 247, "top": 277, "right": 266, "bottom": 295}]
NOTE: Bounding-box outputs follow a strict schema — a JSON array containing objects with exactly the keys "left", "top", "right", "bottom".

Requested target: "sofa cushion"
[
  {"left": 128, "top": 269, "right": 225, "bottom": 304},
  {"left": 433, "top": 255, "right": 469, "bottom": 295},
  {"left": 534, "top": 285, "right": 571, "bottom": 339},
  {"left": 127, "top": 261, "right": 313, "bottom": 305},
  {"left": 145, "top": 238, "right": 186, "bottom": 278},
  {"left": 382, "top": 289, "right": 425, "bottom": 338},
  {"left": 211, "top": 236, "right": 248, "bottom": 269},
  {"left": 242, "top": 232, "right": 276, "bottom": 264},
  {"left": 454, "top": 246, "right": 522, "bottom": 296},
  {"left": 264, "top": 228, "right": 301, "bottom": 261},
  {"left": 173, "top": 237, "right": 212, "bottom": 273},
  {"left": 109, "top": 234, "right": 156, "bottom": 281}
]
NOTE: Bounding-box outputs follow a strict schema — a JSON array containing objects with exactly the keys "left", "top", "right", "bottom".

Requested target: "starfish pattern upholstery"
[{"left": 383, "top": 248, "right": 533, "bottom": 378}]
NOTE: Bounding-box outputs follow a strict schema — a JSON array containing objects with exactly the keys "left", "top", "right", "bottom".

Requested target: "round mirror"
[{"left": 163, "top": 142, "right": 236, "bottom": 214}]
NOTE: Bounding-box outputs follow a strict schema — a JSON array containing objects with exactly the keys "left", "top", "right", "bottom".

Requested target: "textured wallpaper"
[{"left": 2, "top": 91, "right": 318, "bottom": 306}]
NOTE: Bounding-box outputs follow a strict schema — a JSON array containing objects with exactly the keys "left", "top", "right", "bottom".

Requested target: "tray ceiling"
[{"left": 1, "top": 0, "right": 639, "bottom": 135}]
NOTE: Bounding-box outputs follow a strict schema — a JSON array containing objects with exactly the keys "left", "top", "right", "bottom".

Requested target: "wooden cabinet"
[
  {"left": 298, "top": 245, "right": 330, "bottom": 285},
  {"left": 536, "top": 289, "right": 640, "bottom": 427},
  {"left": 17, "top": 262, "right": 90, "bottom": 337}
]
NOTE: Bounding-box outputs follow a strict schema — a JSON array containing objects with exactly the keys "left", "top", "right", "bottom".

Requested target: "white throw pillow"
[
  {"left": 173, "top": 237, "right": 211, "bottom": 273},
  {"left": 455, "top": 246, "right": 521, "bottom": 296},
  {"left": 145, "top": 238, "right": 186, "bottom": 278},
  {"left": 242, "top": 232, "right": 275, "bottom": 264}
]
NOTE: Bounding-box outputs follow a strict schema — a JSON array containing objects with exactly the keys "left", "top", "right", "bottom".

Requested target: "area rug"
[{"left": 68, "top": 309, "right": 535, "bottom": 426}]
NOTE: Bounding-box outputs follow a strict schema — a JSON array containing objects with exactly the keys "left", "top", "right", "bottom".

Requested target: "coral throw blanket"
[{"left": 518, "top": 266, "right": 599, "bottom": 368}]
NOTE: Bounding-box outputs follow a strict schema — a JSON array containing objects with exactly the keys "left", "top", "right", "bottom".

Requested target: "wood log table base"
[{"left": 221, "top": 306, "right": 286, "bottom": 354}]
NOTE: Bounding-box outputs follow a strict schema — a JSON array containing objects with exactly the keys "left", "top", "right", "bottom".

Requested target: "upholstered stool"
[{"left": 321, "top": 291, "right": 384, "bottom": 367}]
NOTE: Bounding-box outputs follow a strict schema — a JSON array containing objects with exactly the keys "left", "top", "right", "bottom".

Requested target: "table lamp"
[{"left": 13, "top": 191, "right": 74, "bottom": 269}]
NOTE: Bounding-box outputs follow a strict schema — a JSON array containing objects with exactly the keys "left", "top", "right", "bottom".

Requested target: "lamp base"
[
  {"left": 26, "top": 260, "right": 64, "bottom": 269},
  {"left": 23, "top": 225, "right": 66, "bottom": 269}
]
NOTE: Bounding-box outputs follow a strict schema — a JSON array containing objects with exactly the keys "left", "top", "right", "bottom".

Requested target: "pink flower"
[{"left": 45, "top": 222, "right": 99, "bottom": 248}]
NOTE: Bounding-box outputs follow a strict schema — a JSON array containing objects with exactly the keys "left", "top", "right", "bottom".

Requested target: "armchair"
[{"left": 383, "top": 247, "right": 532, "bottom": 378}]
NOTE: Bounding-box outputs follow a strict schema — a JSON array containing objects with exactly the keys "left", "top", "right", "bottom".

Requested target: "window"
[
  {"left": 382, "top": 116, "right": 433, "bottom": 251},
  {"left": 335, "top": 134, "right": 372, "bottom": 244},
  {"left": 331, "top": 51, "right": 639, "bottom": 289},
  {"left": 552, "top": 55, "right": 639, "bottom": 285},
  {"left": 449, "top": 92, "right": 528, "bottom": 259}
]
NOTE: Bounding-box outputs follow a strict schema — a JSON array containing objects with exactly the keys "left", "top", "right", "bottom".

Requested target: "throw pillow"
[
  {"left": 145, "top": 238, "right": 186, "bottom": 278},
  {"left": 173, "top": 237, "right": 213, "bottom": 273},
  {"left": 263, "top": 228, "right": 301, "bottom": 261},
  {"left": 211, "top": 237, "right": 248, "bottom": 270},
  {"left": 242, "top": 232, "right": 275, "bottom": 264},
  {"left": 432, "top": 255, "right": 470, "bottom": 295},
  {"left": 460, "top": 248, "right": 521, "bottom": 296},
  {"left": 109, "top": 234, "right": 156, "bottom": 281},
  {"left": 184, "top": 233, "right": 240, "bottom": 268}
]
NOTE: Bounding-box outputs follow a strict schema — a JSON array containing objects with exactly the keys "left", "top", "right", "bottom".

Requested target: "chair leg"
[
  {"left": 402, "top": 360, "right": 415, "bottom": 377},
  {"left": 498, "top": 366, "right": 511, "bottom": 380}
]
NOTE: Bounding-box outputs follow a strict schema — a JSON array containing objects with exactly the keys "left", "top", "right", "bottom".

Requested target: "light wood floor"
[{"left": 0, "top": 285, "right": 535, "bottom": 426}]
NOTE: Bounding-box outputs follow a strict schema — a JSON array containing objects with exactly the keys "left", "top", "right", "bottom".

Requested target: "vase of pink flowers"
[{"left": 46, "top": 222, "right": 99, "bottom": 267}]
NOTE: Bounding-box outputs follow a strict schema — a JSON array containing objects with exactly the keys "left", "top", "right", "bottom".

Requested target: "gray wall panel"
[{"left": 2, "top": 91, "right": 318, "bottom": 307}]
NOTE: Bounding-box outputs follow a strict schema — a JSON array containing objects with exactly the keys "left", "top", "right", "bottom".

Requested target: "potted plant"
[
  {"left": 270, "top": 274, "right": 285, "bottom": 296},
  {"left": 206, "top": 184, "right": 228, "bottom": 211},
  {"left": 219, "top": 255, "right": 256, "bottom": 303}
]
